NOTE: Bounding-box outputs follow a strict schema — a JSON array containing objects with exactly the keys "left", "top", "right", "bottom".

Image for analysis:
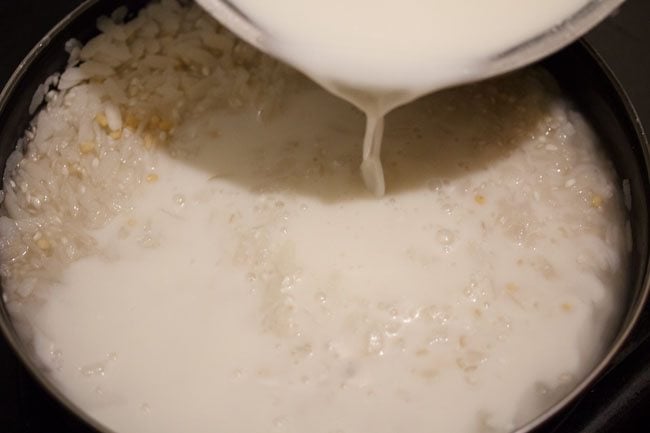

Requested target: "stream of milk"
[{"left": 196, "top": 0, "right": 590, "bottom": 195}]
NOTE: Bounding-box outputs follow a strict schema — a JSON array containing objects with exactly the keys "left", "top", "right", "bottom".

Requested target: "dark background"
[{"left": 0, "top": 1, "right": 649, "bottom": 432}]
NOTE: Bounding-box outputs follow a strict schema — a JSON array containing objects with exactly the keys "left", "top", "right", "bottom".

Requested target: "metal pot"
[{"left": 0, "top": 1, "right": 648, "bottom": 432}]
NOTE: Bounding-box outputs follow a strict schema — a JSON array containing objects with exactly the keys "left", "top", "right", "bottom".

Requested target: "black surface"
[{"left": 0, "top": 1, "right": 649, "bottom": 433}]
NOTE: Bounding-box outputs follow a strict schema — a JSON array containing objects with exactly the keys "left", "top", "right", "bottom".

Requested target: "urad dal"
[{"left": 0, "top": 2, "right": 628, "bottom": 433}]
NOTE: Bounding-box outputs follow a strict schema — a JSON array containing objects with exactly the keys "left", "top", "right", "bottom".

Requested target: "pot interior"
[{"left": 0, "top": 1, "right": 648, "bottom": 432}]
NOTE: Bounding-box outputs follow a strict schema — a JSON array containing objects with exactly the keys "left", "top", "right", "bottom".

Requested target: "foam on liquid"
[{"left": 197, "top": 0, "right": 590, "bottom": 195}]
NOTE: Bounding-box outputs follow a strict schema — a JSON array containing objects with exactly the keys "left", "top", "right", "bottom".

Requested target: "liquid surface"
[
  {"left": 0, "top": 3, "right": 627, "bottom": 433},
  {"left": 196, "top": 0, "right": 591, "bottom": 194}
]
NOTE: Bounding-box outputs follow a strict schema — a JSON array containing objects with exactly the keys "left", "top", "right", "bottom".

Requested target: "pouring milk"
[{"left": 196, "top": 0, "right": 592, "bottom": 195}]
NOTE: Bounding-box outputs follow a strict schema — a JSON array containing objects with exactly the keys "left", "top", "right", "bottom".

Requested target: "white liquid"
[
  {"left": 5, "top": 77, "right": 626, "bottom": 433},
  {"left": 0, "top": 4, "right": 627, "bottom": 433},
  {"left": 196, "top": 0, "right": 590, "bottom": 194}
]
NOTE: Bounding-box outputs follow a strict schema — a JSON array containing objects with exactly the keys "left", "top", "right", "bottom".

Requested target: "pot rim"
[
  {"left": 0, "top": 3, "right": 121, "bottom": 432},
  {"left": 0, "top": 2, "right": 648, "bottom": 433},
  {"left": 513, "top": 39, "right": 650, "bottom": 432}
]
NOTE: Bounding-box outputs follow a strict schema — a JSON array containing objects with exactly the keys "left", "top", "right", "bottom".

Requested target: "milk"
[
  {"left": 196, "top": 0, "right": 591, "bottom": 194},
  {"left": 14, "top": 75, "right": 626, "bottom": 433}
]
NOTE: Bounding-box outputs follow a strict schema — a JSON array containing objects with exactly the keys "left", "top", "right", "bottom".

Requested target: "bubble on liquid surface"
[{"left": 436, "top": 229, "right": 455, "bottom": 246}]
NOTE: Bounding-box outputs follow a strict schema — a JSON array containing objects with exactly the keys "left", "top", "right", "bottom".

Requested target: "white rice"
[{"left": 1, "top": 0, "right": 294, "bottom": 303}]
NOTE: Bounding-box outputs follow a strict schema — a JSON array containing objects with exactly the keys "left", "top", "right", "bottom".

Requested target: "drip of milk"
[{"left": 196, "top": 0, "right": 590, "bottom": 195}]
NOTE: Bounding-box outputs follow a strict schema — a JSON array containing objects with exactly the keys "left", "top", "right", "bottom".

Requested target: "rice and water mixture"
[{"left": 0, "top": 1, "right": 628, "bottom": 432}]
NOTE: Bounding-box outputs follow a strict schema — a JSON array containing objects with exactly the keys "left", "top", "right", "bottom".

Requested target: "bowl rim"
[{"left": 0, "top": 1, "right": 648, "bottom": 433}]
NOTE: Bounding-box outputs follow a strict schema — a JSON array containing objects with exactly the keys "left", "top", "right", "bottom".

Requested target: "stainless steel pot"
[{"left": 0, "top": 1, "right": 648, "bottom": 432}]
